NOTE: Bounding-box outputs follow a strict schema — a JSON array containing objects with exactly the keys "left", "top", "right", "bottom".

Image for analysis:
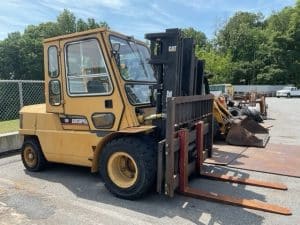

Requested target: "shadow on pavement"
[{"left": 25, "top": 163, "right": 266, "bottom": 225}]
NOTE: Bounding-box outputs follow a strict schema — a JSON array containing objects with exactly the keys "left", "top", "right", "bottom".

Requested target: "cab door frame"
[
  {"left": 44, "top": 40, "right": 64, "bottom": 114},
  {"left": 59, "top": 32, "right": 125, "bottom": 132}
]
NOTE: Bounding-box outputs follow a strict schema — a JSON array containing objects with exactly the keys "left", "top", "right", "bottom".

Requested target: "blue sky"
[{"left": 0, "top": 0, "right": 296, "bottom": 41}]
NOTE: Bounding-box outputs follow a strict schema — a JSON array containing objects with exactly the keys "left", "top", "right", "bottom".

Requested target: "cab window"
[
  {"left": 65, "top": 39, "right": 113, "bottom": 95},
  {"left": 48, "top": 46, "right": 59, "bottom": 78}
]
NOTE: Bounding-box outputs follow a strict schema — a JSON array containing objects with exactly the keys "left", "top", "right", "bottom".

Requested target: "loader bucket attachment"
[{"left": 226, "top": 117, "right": 270, "bottom": 147}]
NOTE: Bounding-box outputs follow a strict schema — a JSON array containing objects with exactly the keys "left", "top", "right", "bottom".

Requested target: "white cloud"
[
  {"left": 169, "top": 0, "right": 227, "bottom": 11},
  {"left": 40, "top": 0, "right": 127, "bottom": 11},
  {"left": 0, "top": 16, "right": 27, "bottom": 27},
  {"left": 0, "top": 0, "right": 296, "bottom": 40},
  {"left": 113, "top": 21, "right": 166, "bottom": 40},
  {"left": 170, "top": 0, "right": 295, "bottom": 13},
  {"left": 95, "top": 0, "right": 126, "bottom": 9}
]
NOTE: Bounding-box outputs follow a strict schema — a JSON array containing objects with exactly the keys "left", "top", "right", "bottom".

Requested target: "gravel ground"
[{"left": 0, "top": 97, "right": 299, "bottom": 225}]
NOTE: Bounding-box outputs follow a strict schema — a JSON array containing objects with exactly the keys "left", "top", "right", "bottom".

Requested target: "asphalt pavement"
[{"left": 0, "top": 97, "right": 299, "bottom": 225}]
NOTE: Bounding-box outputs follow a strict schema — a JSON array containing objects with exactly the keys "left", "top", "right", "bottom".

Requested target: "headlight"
[{"left": 92, "top": 113, "right": 115, "bottom": 129}]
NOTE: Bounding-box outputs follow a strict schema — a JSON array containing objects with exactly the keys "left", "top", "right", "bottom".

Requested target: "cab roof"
[
  {"left": 43, "top": 28, "right": 143, "bottom": 45},
  {"left": 43, "top": 28, "right": 107, "bottom": 43}
]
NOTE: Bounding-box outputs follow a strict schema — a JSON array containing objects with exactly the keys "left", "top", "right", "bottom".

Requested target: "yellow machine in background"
[
  {"left": 209, "top": 84, "right": 234, "bottom": 100},
  {"left": 213, "top": 96, "right": 269, "bottom": 147}
]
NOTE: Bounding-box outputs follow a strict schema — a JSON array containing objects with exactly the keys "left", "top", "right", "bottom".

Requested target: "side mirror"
[
  {"left": 112, "top": 43, "right": 120, "bottom": 53},
  {"left": 111, "top": 43, "right": 121, "bottom": 66},
  {"left": 149, "top": 85, "right": 157, "bottom": 107}
]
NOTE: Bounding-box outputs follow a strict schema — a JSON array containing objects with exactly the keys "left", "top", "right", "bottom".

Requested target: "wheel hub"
[
  {"left": 24, "top": 146, "right": 37, "bottom": 168},
  {"left": 107, "top": 152, "right": 138, "bottom": 188},
  {"left": 28, "top": 153, "right": 34, "bottom": 159}
]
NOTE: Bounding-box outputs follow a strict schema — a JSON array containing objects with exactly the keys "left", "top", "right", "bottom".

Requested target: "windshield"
[
  {"left": 125, "top": 84, "right": 152, "bottom": 105},
  {"left": 110, "top": 35, "right": 156, "bottom": 105},
  {"left": 110, "top": 36, "right": 156, "bottom": 82}
]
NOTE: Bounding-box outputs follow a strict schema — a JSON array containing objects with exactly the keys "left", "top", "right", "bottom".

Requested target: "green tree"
[
  {"left": 196, "top": 47, "right": 232, "bottom": 84},
  {"left": 266, "top": 7, "right": 294, "bottom": 35},
  {"left": 0, "top": 32, "right": 23, "bottom": 79},
  {"left": 76, "top": 19, "right": 88, "bottom": 32},
  {"left": 99, "top": 21, "right": 110, "bottom": 29},
  {"left": 182, "top": 27, "right": 207, "bottom": 47},
  {"left": 256, "top": 3, "right": 300, "bottom": 85},
  {"left": 87, "top": 18, "right": 99, "bottom": 29},
  {"left": 286, "top": 0, "right": 300, "bottom": 86},
  {"left": 18, "top": 22, "right": 60, "bottom": 80},
  {"left": 217, "top": 12, "right": 265, "bottom": 62},
  {"left": 0, "top": 9, "right": 109, "bottom": 80},
  {"left": 57, "top": 9, "right": 76, "bottom": 34}
]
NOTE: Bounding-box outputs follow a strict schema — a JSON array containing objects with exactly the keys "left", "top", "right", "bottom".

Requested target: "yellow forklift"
[{"left": 19, "top": 28, "right": 290, "bottom": 215}]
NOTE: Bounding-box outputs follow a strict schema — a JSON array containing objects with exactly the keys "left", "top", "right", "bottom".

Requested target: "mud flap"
[{"left": 226, "top": 117, "right": 270, "bottom": 147}]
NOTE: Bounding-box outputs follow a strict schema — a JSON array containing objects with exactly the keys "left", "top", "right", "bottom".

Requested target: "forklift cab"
[{"left": 44, "top": 28, "right": 157, "bottom": 132}]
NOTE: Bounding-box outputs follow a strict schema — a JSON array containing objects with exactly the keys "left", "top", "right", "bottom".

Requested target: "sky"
[{"left": 0, "top": 0, "right": 296, "bottom": 41}]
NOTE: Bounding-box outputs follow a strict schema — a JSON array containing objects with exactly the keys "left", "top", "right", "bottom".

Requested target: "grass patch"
[{"left": 0, "top": 119, "right": 19, "bottom": 134}]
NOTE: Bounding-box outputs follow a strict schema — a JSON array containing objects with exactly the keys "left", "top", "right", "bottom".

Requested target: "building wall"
[{"left": 233, "top": 85, "right": 287, "bottom": 96}]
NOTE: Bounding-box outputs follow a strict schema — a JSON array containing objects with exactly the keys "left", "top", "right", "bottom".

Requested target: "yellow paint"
[
  {"left": 107, "top": 152, "right": 138, "bottom": 188},
  {"left": 19, "top": 28, "right": 156, "bottom": 171},
  {"left": 213, "top": 98, "right": 232, "bottom": 134}
]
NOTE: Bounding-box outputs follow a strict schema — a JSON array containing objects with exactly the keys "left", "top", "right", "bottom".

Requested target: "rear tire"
[
  {"left": 21, "top": 137, "right": 47, "bottom": 172},
  {"left": 241, "top": 107, "right": 263, "bottom": 123},
  {"left": 229, "top": 107, "right": 242, "bottom": 117},
  {"left": 99, "top": 136, "right": 156, "bottom": 200}
]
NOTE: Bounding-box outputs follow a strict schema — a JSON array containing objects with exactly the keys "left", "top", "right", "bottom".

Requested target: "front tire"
[
  {"left": 21, "top": 137, "right": 47, "bottom": 172},
  {"left": 99, "top": 137, "right": 156, "bottom": 200}
]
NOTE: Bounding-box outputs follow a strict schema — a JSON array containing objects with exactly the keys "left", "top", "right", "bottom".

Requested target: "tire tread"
[
  {"left": 21, "top": 137, "right": 47, "bottom": 172},
  {"left": 99, "top": 136, "right": 156, "bottom": 200}
]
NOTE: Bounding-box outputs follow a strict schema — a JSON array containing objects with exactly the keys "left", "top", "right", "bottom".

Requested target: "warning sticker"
[{"left": 168, "top": 46, "right": 177, "bottom": 52}]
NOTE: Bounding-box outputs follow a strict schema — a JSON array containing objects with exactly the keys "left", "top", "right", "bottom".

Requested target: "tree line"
[
  {"left": 0, "top": 1, "right": 299, "bottom": 86},
  {"left": 184, "top": 0, "right": 300, "bottom": 86},
  {"left": 0, "top": 10, "right": 108, "bottom": 80}
]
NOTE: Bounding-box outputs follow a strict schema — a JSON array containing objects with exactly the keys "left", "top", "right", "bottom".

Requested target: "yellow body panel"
[
  {"left": 20, "top": 103, "right": 155, "bottom": 168},
  {"left": 37, "top": 130, "right": 99, "bottom": 166},
  {"left": 19, "top": 28, "right": 157, "bottom": 171}
]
